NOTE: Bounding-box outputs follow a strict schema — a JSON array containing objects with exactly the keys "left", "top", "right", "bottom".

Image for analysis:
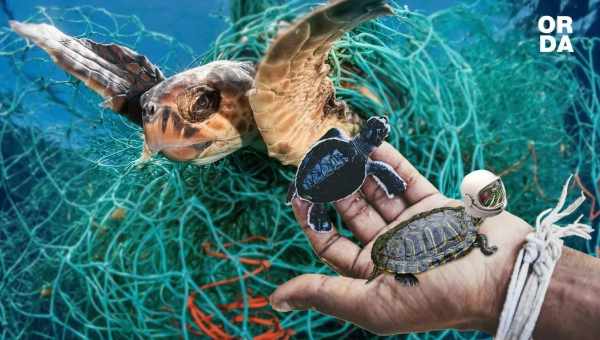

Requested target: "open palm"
[{"left": 270, "top": 143, "right": 531, "bottom": 335}]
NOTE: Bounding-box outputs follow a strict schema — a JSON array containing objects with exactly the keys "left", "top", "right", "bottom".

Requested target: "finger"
[
  {"left": 270, "top": 274, "right": 370, "bottom": 327},
  {"left": 364, "top": 142, "right": 439, "bottom": 222},
  {"left": 292, "top": 198, "right": 369, "bottom": 277},
  {"left": 334, "top": 191, "right": 387, "bottom": 244}
]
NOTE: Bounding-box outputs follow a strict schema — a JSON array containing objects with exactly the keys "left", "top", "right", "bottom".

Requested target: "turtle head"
[
  {"left": 10, "top": 21, "right": 257, "bottom": 165},
  {"left": 460, "top": 170, "right": 507, "bottom": 219},
  {"left": 140, "top": 61, "right": 257, "bottom": 164},
  {"left": 354, "top": 116, "right": 390, "bottom": 154}
]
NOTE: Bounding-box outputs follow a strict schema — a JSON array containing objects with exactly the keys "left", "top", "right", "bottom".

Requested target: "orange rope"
[
  {"left": 219, "top": 296, "right": 269, "bottom": 311},
  {"left": 574, "top": 174, "right": 600, "bottom": 221},
  {"left": 187, "top": 237, "right": 293, "bottom": 339},
  {"left": 188, "top": 293, "right": 233, "bottom": 340}
]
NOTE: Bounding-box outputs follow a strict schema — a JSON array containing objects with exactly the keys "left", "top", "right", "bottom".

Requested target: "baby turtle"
[
  {"left": 288, "top": 116, "right": 407, "bottom": 232},
  {"left": 368, "top": 170, "right": 507, "bottom": 286}
]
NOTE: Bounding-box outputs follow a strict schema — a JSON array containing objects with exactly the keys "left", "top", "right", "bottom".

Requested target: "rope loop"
[{"left": 495, "top": 176, "right": 593, "bottom": 340}]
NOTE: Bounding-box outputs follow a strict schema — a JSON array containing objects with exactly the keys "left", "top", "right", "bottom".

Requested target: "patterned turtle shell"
[{"left": 369, "top": 206, "right": 489, "bottom": 284}]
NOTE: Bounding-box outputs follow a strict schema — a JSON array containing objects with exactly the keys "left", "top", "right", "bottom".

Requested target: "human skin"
[{"left": 269, "top": 142, "right": 600, "bottom": 338}]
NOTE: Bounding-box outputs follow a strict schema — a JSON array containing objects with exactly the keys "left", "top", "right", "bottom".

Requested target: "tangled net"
[{"left": 0, "top": 1, "right": 598, "bottom": 339}]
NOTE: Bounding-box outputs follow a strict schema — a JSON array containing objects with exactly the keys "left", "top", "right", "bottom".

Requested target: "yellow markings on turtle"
[
  {"left": 445, "top": 221, "right": 459, "bottom": 239},
  {"left": 424, "top": 228, "right": 437, "bottom": 253}
]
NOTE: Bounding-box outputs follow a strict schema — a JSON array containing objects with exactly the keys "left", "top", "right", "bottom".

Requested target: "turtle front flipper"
[
  {"left": 249, "top": 0, "right": 392, "bottom": 166},
  {"left": 307, "top": 203, "right": 332, "bottom": 233},
  {"left": 10, "top": 21, "right": 164, "bottom": 126},
  {"left": 367, "top": 160, "right": 407, "bottom": 198},
  {"left": 475, "top": 233, "right": 498, "bottom": 256},
  {"left": 319, "top": 128, "right": 345, "bottom": 141}
]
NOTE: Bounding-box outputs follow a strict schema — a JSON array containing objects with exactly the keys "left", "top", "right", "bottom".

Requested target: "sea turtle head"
[
  {"left": 140, "top": 61, "right": 257, "bottom": 164},
  {"left": 353, "top": 116, "right": 390, "bottom": 154},
  {"left": 10, "top": 21, "right": 257, "bottom": 165},
  {"left": 460, "top": 170, "right": 507, "bottom": 218}
]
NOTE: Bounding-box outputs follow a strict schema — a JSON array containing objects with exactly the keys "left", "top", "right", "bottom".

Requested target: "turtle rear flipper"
[
  {"left": 249, "top": 0, "right": 393, "bottom": 166},
  {"left": 365, "top": 267, "right": 383, "bottom": 284},
  {"left": 395, "top": 273, "right": 419, "bottom": 287},
  {"left": 286, "top": 182, "right": 297, "bottom": 205},
  {"left": 10, "top": 21, "right": 164, "bottom": 125},
  {"left": 307, "top": 203, "right": 332, "bottom": 233},
  {"left": 367, "top": 160, "right": 407, "bottom": 198}
]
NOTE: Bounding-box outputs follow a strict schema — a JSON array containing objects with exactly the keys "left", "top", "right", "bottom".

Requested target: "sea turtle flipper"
[
  {"left": 367, "top": 160, "right": 407, "bottom": 198},
  {"left": 319, "top": 128, "right": 344, "bottom": 141},
  {"left": 249, "top": 0, "right": 392, "bottom": 166},
  {"left": 307, "top": 203, "right": 332, "bottom": 233},
  {"left": 286, "top": 182, "right": 297, "bottom": 205},
  {"left": 10, "top": 21, "right": 164, "bottom": 125}
]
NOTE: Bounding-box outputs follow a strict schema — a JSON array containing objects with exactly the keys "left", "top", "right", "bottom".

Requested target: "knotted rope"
[{"left": 495, "top": 175, "right": 594, "bottom": 340}]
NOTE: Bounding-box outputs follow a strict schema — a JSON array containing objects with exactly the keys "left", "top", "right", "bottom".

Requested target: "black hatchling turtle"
[
  {"left": 367, "top": 170, "right": 507, "bottom": 286},
  {"left": 287, "top": 116, "right": 407, "bottom": 232}
]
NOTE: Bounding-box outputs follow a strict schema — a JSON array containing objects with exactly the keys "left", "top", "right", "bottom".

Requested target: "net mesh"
[{"left": 0, "top": 1, "right": 598, "bottom": 339}]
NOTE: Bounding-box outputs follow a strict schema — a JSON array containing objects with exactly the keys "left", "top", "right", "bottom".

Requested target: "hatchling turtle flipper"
[
  {"left": 249, "top": 0, "right": 393, "bottom": 166},
  {"left": 395, "top": 273, "right": 419, "bottom": 287},
  {"left": 320, "top": 128, "right": 345, "bottom": 141},
  {"left": 10, "top": 21, "right": 164, "bottom": 126},
  {"left": 367, "top": 160, "right": 407, "bottom": 198},
  {"left": 286, "top": 182, "right": 297, "bottom": 205},
  {"left": 307, "top": 203, "right": 332, "bottom": 233}
]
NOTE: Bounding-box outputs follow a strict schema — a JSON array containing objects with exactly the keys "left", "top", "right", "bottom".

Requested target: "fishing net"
[{"left": 0, "top": 0, "right": 598, "bottom": 339}]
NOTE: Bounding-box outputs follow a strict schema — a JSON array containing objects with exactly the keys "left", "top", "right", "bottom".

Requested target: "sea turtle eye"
[
  {"left": 181, "top": 85, "right": 221, "bottom": 123},
  {"left": 195, "top": 94, "right": 210, "bottom": 109}
]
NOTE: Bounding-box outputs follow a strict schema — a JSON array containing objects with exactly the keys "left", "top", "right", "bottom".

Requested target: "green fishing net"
[{"left": 1, "top": 1, "right": 598, "bottom": 339}]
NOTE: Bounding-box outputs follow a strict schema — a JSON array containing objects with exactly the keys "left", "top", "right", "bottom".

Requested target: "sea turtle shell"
[
  {"left": 296, "top": 138, "right": 366, "bottom": 203},
  {"left": 371, "top": 206, "right": 480, "bottom": 274}
]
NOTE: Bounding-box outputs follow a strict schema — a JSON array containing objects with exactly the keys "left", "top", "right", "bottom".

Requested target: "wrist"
[
  {"left": 467, "top": 211, "right": 532, "bottom": 334},
  {"left": 533, "top": 247, "right": 600, "bottom": 340}
]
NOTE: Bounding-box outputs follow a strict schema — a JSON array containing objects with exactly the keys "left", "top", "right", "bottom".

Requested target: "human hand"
[{"left": 270, "top": 142, "right": 532, "bottom": 335}]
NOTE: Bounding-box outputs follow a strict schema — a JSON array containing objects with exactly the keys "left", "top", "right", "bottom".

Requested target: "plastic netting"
[{"left": 0, "top": 1, "right": 598, "bottom": 339}]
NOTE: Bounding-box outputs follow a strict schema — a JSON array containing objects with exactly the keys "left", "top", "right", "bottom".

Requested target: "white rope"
[{"left": 495, "top": 175, "right": 593, "bottom": 340}]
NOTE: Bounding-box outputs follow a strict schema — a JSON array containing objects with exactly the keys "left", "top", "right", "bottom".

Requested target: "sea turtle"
[
  {"left": 367, "top": 170, "right": 507, "bottom": 286},
  {"left": 288, "top": 116, "right": 407, "bottom": 232},
  {"left": 10, "top": 0, "right": 392, "bottom": 166}
]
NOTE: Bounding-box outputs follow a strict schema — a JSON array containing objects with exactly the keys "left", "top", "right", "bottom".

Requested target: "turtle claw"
[{"left": 307, "top": 203, "right": 332, "bottom": 233}]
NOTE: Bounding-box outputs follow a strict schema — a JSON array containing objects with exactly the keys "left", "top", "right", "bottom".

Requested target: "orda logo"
[{"left": 538, "top": 16, "right": 574, "bottom": 53}]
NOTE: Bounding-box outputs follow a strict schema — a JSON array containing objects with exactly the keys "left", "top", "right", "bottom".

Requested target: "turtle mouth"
[{"left": 192, "top": 141, "right": 213, "bottom": 153}]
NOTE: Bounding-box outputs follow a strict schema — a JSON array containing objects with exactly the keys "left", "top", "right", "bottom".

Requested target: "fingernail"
[{"left": 270, "top": 297, "right": 292, "bottom": 312}]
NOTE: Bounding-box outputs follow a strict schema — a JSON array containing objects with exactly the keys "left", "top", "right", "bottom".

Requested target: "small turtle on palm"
[
  {"left": 288, "top": 116, "right": 407, "bottom": 232},
  {"left": 368, "top": 170, "right": 507, "bottom": 286}
]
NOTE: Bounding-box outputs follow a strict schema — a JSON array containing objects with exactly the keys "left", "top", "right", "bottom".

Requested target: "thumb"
[{"left": 270, "top": 274, "right": 368, "bottom": 322}]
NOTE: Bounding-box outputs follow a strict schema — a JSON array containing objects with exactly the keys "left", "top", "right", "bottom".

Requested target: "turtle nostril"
[
  {"left": 148, "top": 104, "right": 157, "bottom": 115},
  {"left": 142, "top": 103, "right": 158, "bottom": 122}
]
